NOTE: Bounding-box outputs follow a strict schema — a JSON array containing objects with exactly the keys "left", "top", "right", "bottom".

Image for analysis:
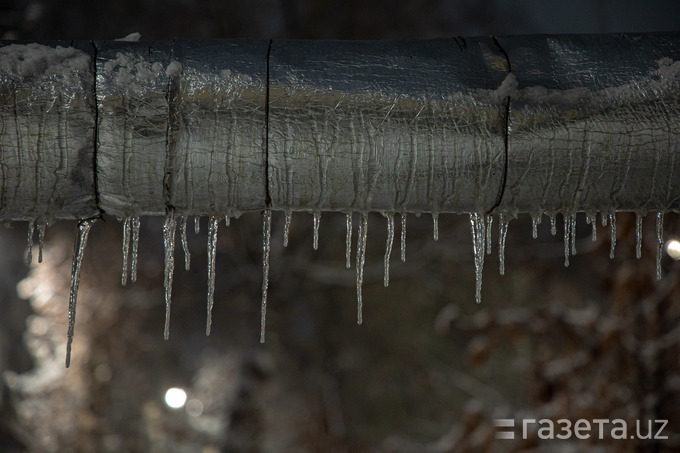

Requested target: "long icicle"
[
  {"left": 345, "top": 212, "right": 352, "bottom": 269},
  {"left": 37, "top": 221, "right": 46, "bottom": 263},
  {"left": 181, "top": 216, "right": 190, "bottom": 271},
  {"left": 356, "top": 212, "right": 368, "bottom": 324},
  {"left": 498, "top": 213, "right": 508, "bottom": 277},
  {"left": 470, "top": 212, "right": 486, "bottom": 302},
  {"left": 163, "top": 211, "right": 177, "bottom": 340},
  {"left": 121, "top": 217, "right": 131, "bottom": 285},
  {"left": 656, "top": 212, "right": 664, "bottom": 280},
  {"left": 609, "top": 213, "right": 616, "bottom": 259},
  {"left": 284, "top": 210, "right": 292, "bottom": 248},
  {"left": 26, "top": 219, "right": 35, "bottom": 265},
  {"left": 130, "top": 217, "right": 141, "bottom": 283},
  {"left": 313, "top": 211, "right": 321, "bottom": 250},
  {"left": 563, "top": 214, "right": 571, "bottom": 267},
  {"left": 570, "top": 214, "right": 577, "bottom": 256},
  {"left": 635, "top": 213, "right": 643, "bottom": 259},
  {"left": 206, "top": 215, "right": 218, "bottom": 336},
  {"left": 400, "top": 213, "right": 407, "bottom": 263},
  {"left": 65, "top": 219, "right": 95, "bottom": 368},
  {"left": 260, "top": 209, "right": 272, "bottom": 343},
  {"left": 383, "top": 213, "right": 395, "bottom": 287}
]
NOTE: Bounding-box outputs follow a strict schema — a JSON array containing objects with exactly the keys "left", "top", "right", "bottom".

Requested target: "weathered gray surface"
[
  {"left": 1, "top": 35, "right": 679, "bottom": 220},
  {"left": 96, "top": 39, "right": 268, "bottom": 218},
  {"left": 0, "top": 41, "right": 98, "bottom": 221},
  {"left": 496, "top": 33, "right": 680, "bottom": 215},
  {"left": 267, "top": 38, "right": 508, "bottom": 214}
]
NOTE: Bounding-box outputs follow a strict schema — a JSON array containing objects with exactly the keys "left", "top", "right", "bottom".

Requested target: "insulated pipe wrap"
[
  {"left": 497, "top": 34, "right": 680, "bottom": 216},
  {"left": 95, "top": 39, "right": 268, "bottom": 218},
  {"left": 267, "top": 38, "right": 508, "bottom": 213},
  {"left": 0, "top": 35, "right": 679, "bottom": 221},
  {"left": 0, "top": 41, "right": 98, "bottom": 221}
]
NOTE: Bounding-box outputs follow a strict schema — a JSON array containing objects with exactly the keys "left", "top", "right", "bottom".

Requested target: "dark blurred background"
[{"left": 1, "top": 1, "right": 680, "bottom": 452}]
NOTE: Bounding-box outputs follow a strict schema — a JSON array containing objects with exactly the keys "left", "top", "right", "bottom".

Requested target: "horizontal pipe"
[{"left": 1, "top": 34, "right": 679, "bottom": 221}]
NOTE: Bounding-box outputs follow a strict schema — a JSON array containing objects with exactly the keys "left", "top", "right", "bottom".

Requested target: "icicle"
[
  {"left": 601, "top": 213, "right": 607, "bottom": 227},
  {"left": 283, "top": 210, "right": 292, "bottom": 248},
  {"left": 163, "top": 211, "right": 177, "bottom": 340},
  {"left": 180, "top": 216, "right": 190, "bottom": 271},
  {"left": 635, "top": 214, "right": 643, "bottom": 259},
  {"left": 345, "top": 212, "right": 352, "bottom": 269},
  {"left": 313, "top": 211, "right": 321, "bottom": 250},
  {"left": 400, "top": 213, "right": 407, "bottom": 263},
  {"left": 383, "top": 213, "right": 395, "bottom": 287},
  {"left": 26, "top": 220, "right": 35, "bottom": 265},
  {"left": 356, "top": 212, "right": 368, "bottom": 324},
  {"left": 550, "top": 215, "right": 557, "bottom": 236},
  {"left": 432, "top": 213, "right": 439, "bottom": 241},
  {"left": 37, "top": 221, "right": 46, "bottom": 263},
  {"left": 563, "top": 214, "right": 571, "bottom": 267},
  {"left": 609, "top": 213, "right": 616, "bottom": 259},
  {"left": 589, "top": 213, "right": 597, "bottom": 241},
  {"left": 130, "top": 217, "right": 140, "bottom": 283},
  {"left": 570, "top": 215, "right": 577, "bottom": 256},
  {"left": 205, "top": 216, "right": 218, "bottom": 336},
  {"left": 224, "top": 215, "right": 230, "bottom": 227},
  {"left": 121, "top": 217, "right": 131, "bottom": 286},
  {"left": 498, "top": 214, "right": 508, "bottom": 277},
  {"left": 260, "top": 209, "right": 272, "bottom": 343},
  {"left": 531, "top": 213, "right": 541, "bottom": 239},
  {"left": 656, "top": 212, "right": 664, "bottom": 280},
  {"left": 194, "top": 216, "right": 200, "bottom": 234},
  {"left": 470, "top": 212, "right": 486, "bottom": 302},
  {"left": 486, "top": 214, "right": 493, "bottom": 255},
  {"left": 65, "top": 219, "right": 95, "bottom": 368}
]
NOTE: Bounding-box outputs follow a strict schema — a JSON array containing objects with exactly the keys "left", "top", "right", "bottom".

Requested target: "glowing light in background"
[
  {"left": 666, "top": 239, "right": 680, "bottom": 260},
  {"left": 164, "top": 387, "right": 187, "bottom": 409}
]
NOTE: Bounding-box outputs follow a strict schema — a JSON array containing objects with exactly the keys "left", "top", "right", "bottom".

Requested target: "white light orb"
[{"left": 164, "top": 387, "right": 187, "bottom": 409}]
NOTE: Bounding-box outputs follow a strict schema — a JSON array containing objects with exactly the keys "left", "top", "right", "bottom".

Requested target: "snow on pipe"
[{"left": 2, "top": 35, "right": 680, "bottom": 363}]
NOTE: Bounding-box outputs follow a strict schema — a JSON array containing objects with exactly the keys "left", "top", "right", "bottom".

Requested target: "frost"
[{"left": 65, "top": 219, "right": 95, "bottom": 368}]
